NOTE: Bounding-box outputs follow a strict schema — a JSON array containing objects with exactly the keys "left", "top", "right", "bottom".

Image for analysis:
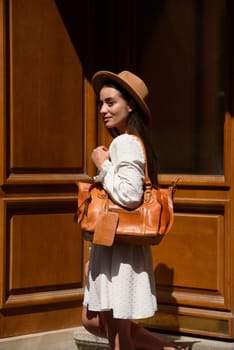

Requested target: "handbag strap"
[
  {"left": 129, "top": 134, "right": 179, "bottom": 190},
  {"left": 130, "top": 135, "right": 178, "bottom": 203},
  {"left": 129, "top": 135, "right": 152, "bottom": 188}
]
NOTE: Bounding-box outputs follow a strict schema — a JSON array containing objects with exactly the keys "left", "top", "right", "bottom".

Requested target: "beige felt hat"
[{"left": 92, "top": 70, "right": 151, "bottom": 119}]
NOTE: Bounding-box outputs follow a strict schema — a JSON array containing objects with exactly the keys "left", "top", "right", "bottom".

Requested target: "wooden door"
[
  {"left": 1, "top": 0, "right": 234, "bottom": 341},
  {"left": 0, "top": 0, "right": 96, "bottom": 337},
  {"left": 135, "top": 0, "right": 234, "bottom": 339},
  {"left": 0, "top": 0, "right": 135, "bottom": 338}
]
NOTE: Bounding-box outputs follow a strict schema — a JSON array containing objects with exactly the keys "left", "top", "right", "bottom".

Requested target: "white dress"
[{"left": 83, "top": 134, "right": 157, "bottom": 319}]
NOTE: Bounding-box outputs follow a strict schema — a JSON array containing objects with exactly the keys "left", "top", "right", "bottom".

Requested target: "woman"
[{"left": 81, "top": 70, "right": 188, "bottom": 350}]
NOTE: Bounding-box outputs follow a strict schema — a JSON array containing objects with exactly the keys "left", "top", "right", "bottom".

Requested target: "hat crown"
[{"left": 118, "top": 71, "right": 149, "bottom": 100}]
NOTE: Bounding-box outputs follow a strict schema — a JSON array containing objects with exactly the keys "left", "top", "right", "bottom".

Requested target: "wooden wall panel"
[
  {"left": 148, "top": 192, "right": 233, "bottom": 337},
  {"left": 0, "top": 303, "right": 83, "bottom": 338},
  {"left": 10, "top": 0, "right": 83, "bottom": 172},
  {"left": 154, "top": 213, "right": 223, "bottom": 291},
  {"left": 0, "top": 196, "right": 84, "bottom": 309},
  {"left": 10, "top": 214, "right": 82, "bottom": 289}
]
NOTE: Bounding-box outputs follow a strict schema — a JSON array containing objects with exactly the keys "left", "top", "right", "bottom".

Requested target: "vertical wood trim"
[
  {"left": 228, "top": 0, "right": 234, "bottom": 314},
  {"left": 226, "top": 0, "right": 234, "bottom": 116},
  {"left": 223, "top": 112, "right": 232, "bottom": 186},
  {"left": 0, "top": 198, "right": 6, "bottom": 308},
  {"left": 82, "top": 78, "right": 97, "bottom": 277},
  {"left": 223, "top": 0, "right": 234, "bottom": 187},
  {"left": 84, "top": 78, "right": 96, "bottom": 177},
  {"left": 0, "top": 0, "right": 6, "bottom": 184}
]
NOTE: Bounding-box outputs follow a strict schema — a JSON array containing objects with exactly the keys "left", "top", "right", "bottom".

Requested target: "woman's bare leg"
[
  {"left": 130, "top": 321, "right": 184, "bottom": 350},
  {"left": 101, "top": 310, "right": 134, "bottom": 350},
  {"left": 82, "top": 307, "right": 186, "bottom": 350},
  {"left": 100, "top": 311, "right": 185, "bottom": 350},
  {"left": 81, "top": 306, "right": 106, "bottom": 338}
]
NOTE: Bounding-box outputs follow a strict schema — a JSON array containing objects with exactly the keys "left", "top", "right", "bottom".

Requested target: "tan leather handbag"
[{"left": 74, "top": 141, "right": 177, "bottom": 246}]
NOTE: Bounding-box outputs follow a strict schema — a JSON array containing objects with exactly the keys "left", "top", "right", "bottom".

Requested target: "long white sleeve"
[{"left": 94, "top": 134, "right": 145, "bottom": 209}]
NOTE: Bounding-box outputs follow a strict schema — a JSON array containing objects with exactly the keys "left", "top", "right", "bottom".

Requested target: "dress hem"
[{"left": 83, "top": 301, "right": 157, "bottom": 320}]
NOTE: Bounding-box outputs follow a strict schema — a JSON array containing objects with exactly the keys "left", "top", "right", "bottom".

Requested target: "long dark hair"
[{"left": 99, "top": 80, "right": 159, "bottom": 185}]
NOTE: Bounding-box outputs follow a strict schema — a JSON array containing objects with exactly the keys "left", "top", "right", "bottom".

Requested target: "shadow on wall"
[
  {"left": 55, "top": 0, "right": 143, "bottom": 79},
  {"left": 55, "top": 0, "right": 95, "bottom": 80},
  {"left": 154, "top": 263, "right": 181, "bottom": 333}
]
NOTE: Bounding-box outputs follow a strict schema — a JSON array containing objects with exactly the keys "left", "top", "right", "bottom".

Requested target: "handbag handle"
[
  {"left": 130, "top": 135, "right": 178, "bottom": 199},
  {"left": 129, "top": 135, "right": 152, "bottom": 188}
]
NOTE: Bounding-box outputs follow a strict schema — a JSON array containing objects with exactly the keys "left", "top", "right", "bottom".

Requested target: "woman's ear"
[{"left": 128, "top": 100, "right": 135, "bottom": 113}]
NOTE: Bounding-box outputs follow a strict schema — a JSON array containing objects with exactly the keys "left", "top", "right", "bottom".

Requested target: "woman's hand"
[{"left": 91, "top": 146, "right": 109, "bottom": 171}]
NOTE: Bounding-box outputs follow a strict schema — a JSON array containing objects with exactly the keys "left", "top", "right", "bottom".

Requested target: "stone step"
[
  {"left": 74, "top": 327, "right": 234, "bottom": 350},
  {"left": 74, "top": 327, "right": 109, "bottom": 350}
]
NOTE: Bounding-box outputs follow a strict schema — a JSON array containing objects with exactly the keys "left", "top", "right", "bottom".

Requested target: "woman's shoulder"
[
  {"left": 112, "top": 133, "right": 143, "bottom": 148},
  {"left": 110, "top": 134, "right": 145, "bottom": 161}
]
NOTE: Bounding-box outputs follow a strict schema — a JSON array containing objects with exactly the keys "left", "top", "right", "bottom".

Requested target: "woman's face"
[{"left": 98, "top": 86, "right": 133, "bottom": 133}]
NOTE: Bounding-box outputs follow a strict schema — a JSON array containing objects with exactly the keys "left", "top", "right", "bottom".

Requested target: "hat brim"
[{"left": 92, "top": 71, "right": 151, "bottom": 119}]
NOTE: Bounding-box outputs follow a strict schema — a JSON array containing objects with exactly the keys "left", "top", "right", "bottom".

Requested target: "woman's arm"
[{"left": 93, "top": 134, "right": 145, "bottom": 209}]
